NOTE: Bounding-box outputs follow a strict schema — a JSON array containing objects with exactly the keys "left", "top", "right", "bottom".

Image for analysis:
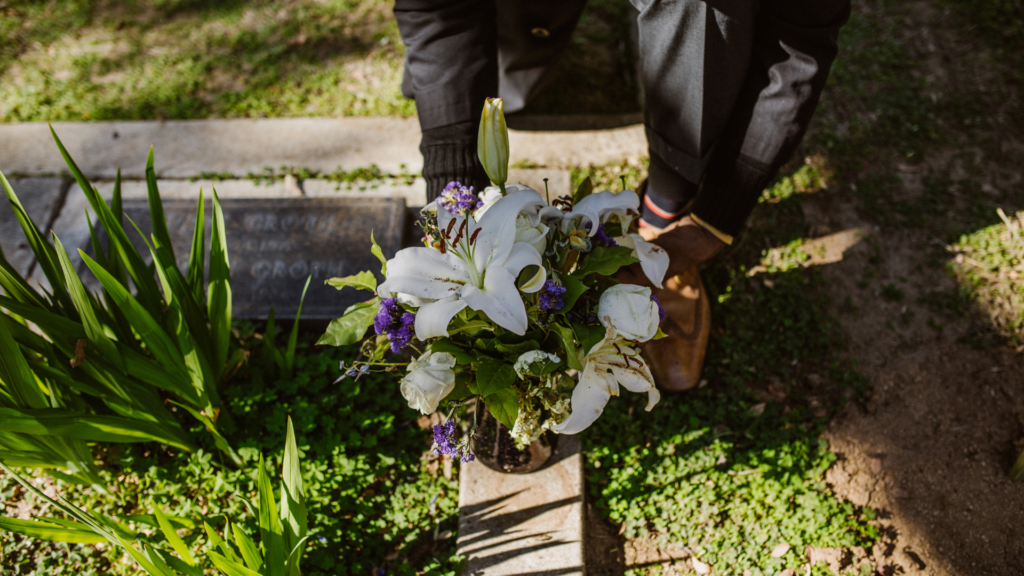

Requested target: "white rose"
[
  {"left": 400, "top": 351, "right": 457, "bottom": 414},
  {"left": 597, "top": 284, "right": 660, "bottom": 342},
  {"left": 473, "top": 186, "right": 504, "bottom": 219},
  {"left": 514, "top": 213, "right": 550, "bottom": 255}
]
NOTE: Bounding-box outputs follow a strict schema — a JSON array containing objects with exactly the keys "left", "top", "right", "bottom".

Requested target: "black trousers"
[{"left": 394, "top": 0, "right": 850, "bottom": 237}]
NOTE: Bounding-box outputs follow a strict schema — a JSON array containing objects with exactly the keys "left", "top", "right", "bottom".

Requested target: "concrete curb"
[{"left": 0, "top": 118, "right": 646, "bottom": 179}]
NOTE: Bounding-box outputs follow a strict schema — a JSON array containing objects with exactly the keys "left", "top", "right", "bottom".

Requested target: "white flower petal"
[
  {"left": 401, "top": 351, "right": 457, "bottom": 414},
  {"left": 461, "top": 266, "right": 528, "bottom": 335},
  {"left": 413, "top": 297, "right": 469, "bottom": 340},
  {"left": 551, "top": 363, "right": 616, "bottom": 434},
  {"left": 377, "top": 247, "right": 470, "bottom": 299},
  {"left": 501, "top": 242, "right": 543, "bottom": 280},
  {"left": 598, "top": 283, "right": 660, "bottom": 342},
  {"left": 563, "top": 189, "right": 640, "bottom": 236},
  {"left": 473, "top": 189, "right": 546, "bottom": 270},
  {"left": 628, "top": 234, "right": 670, "bottom": 289}
]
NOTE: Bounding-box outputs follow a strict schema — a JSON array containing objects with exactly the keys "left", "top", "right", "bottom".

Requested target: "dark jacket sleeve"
[{"left": 690, "top": 0, "right": 851, "bottom": 237}]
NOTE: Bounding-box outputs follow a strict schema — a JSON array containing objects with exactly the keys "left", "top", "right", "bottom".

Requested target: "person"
[{"left": 393, "top": 0, "right": 851, "bottom": 391}]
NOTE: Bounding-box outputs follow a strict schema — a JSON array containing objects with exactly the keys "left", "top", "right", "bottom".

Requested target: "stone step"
[
  {"left": 0, "top": 178, "right": 70, "bottom": 278},
  {"left": 458, "top": 434, "right": 585, "bottom": 576},
  {"left": 0, "top": 118, "right": 645, "bottom": 179}
]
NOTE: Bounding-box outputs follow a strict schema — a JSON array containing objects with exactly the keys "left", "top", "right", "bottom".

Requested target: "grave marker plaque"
[{"left": 84, "top": 197, "right": 404, "bottom": 319}]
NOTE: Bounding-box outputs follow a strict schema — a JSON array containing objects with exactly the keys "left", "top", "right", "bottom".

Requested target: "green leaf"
[
  {"left": 429, "top": 339, "right": 475, "bottom": 365},
  {"left": 446, "top": 372, "right": 474, "bottom": 402},
  {"left": 551, "top": 324, "right": 583, "bottom": 371},
  {"left": 475, "top": 358, "right": 516, "bottom": 397},
  {"left": 0, "top": 517, "right": 106, "bottom": 544},
  {"left": 152, "top": 504, "right": 197, "bottom": 566},
  {"left": 326, "top": 271, "right": 377, "bottom": 293},
  {"left": 205, "top": 521, "right": 242, "bottom": 564},
  {"left": 145, "top": 147, "right": 177, "bottom": 266},
  {"left": 573, "top": 246, "right": 639, "bottom": 277},
  {"left": 285, "top": 276, "right": 312, "bottom": 377},
  {"left": 257, "top": 454, "right": 287, "bottom": 575},
  {"left": 53, "top": 235, "right": 124, "bottom": 372},
  {"left": 208, "top": 188, "right": 232, "bottom": 381},
  {"left": 0, "top": 407, "right": 194, "bottom": 450},
  {"left": 232, "top": 522, "right": 263, "bottom": 572},
  {"left": 316, "top": 300, "right": 377, "bottom": 346},
  {"left": 0, "top": 303, "right": 49, "bottom": 408},
  {"left": 573, "top": 176, "right": 594, "bottom": 205},
  {"left": 484, "top": 387, "right": 519, "bottom": 429},
  {"left": 558, "top": 275, "right": 588, "bottom": 313},
  {"left": 280, "top": 417, "right": 307, "bottom": 557},
  {"left": 492, "top": 339, "right": 540, "bottom": 357},
  {"left": 572, "top": 323, "right": 606, "bottom": 357},
  {"left": 370, "top": 231, "right": 387, "bottom": 275},
  {"left": 187, "top": 190, "right": 207, "bottom": 307},
  {"left": 209, "top": 550, "right": 264, "bottom": 576}
]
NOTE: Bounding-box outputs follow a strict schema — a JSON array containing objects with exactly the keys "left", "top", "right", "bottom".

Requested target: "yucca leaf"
[
  {"left": 0, "top": 450, "right": 68, "bottom": 468},
  {"left": 280, "top": 417, "right": 307, "bottom": 556},
  {"left": 0, "top": 295, "right": 86, "bottom": 341},
  {"left": 125, "top": 513, "right": 196, "bottom": 531},
  {"left": 0, "top": 516, "right": 107, "bottom": 544},
  {"left": 209, "top": 550, "right": 264, "bottom": 576},
  {"left": 208, "top": 189, "right": 232, "bottom": 381},
  {"left": 53, "top": 235, "right": 124, "bottom": 372},
  {"left": 187, "top": 190, "right": 207, "bottom": 307},
  {"left": 0, "top": 407, "right": 195, "bottom": 450},
  {"left": 258, "top": 453, "right": 287, "bottom": 575},
  {"left": 118, "top": 538, "right": 177, "bottom": 576},
  {"left": 152, "top": 503, "right": 197, "bottom": 566},
  {"left": 145, "top": 147, "right": 177, "bottom": 262},
  {"left": 232, "top": 522, "right": 263, "bottom": 572},
  {"left": 0, "top": 251, "right": 46, "bottom": 309},
  {"left": 284, "top": 276, "right": 311, "bottom": 377}
]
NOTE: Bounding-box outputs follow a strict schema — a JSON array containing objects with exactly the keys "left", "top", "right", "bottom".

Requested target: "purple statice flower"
[
  {"left": 374, "top": 297, "right": 416, "bottom": 353},
  {"left": 651, "top": 294, "right": 666, "bottom": 324},
  {"left": 437, "top": 181, "right": 483, "bottom": 216},
  {"left": 538, "top": 280, "right": 567, "bottom": 312},
  {"left": 593, "top": 224, "right": 618, "bottom": 247},
  {"left": 432, "top": 421, "right": 475, "bottom": 462}
]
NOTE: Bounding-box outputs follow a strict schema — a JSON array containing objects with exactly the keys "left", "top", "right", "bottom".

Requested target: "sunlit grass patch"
[{"left": 949, "top": 210, "right": 1024, "bottom": 345}]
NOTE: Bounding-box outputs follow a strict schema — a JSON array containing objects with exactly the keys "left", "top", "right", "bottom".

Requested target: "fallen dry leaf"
[
  {"left": 771, "top": 542, "right": 791, "bottom": 558},
  {"left": 70, "top": 338, "right": 87, "bottom": 368},
  {"left": 749, "top": 403, "right": 767, "bottom": 416},
  {"left": 692, "top": 558, "right": 712, "bottom": 574}
]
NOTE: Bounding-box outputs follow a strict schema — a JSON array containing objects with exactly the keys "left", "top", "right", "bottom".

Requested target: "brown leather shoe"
[{"left": 644, "top": 267, "right": 710, "bottom": 391}]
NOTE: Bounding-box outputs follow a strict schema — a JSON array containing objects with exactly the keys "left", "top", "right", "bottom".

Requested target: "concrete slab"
[
  {"left": 0, "top": 178, "right": 68, "bottom": 277},
  {"left": 458, "top": 434, "right": 584, "bottom": 576},
  {"left": 1, "top": 119, "right": 645, "bottom": 179}
]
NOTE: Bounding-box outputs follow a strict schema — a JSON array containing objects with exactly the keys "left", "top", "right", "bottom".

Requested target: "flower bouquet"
[{"left": 320, "top": 98, "right": 671, "bottom": 460}]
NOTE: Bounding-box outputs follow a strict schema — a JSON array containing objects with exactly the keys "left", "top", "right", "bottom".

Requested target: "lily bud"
[{"left": 478, "top": 97, "right": 509, "bottom": 189}]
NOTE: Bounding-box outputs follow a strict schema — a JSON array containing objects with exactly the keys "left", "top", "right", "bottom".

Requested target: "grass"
[
  {"left": 0, "top": 0, "right": 639, "bottom": 123},
  {"left": 0, "top": 338, "right": 461, "bottom": 576}
]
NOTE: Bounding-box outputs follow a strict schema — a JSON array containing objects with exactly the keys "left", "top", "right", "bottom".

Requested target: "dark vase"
[{"left": 472, "top": 399, "right": 556, "bottom": 474}]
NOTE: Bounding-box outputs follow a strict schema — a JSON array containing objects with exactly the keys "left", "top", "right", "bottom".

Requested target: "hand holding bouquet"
[{"left": 321, "top": 98, "right": 672, "bottom": 455}]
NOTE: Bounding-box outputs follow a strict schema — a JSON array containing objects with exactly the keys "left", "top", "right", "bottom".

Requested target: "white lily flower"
[
  {"left": 474, "top": 184, "right": 537, "bottom": 219},
  {"left": 378, "top": 189, "right": 548, "bottom": 339},
  {"left": 400, "top": 351, "right": 458, "bottom": 414},
  {"left": 598, "top": 284, "right": 661, "bottom": 342},
  {"left": 515, "top": 213, "right": 550, "bottom": 255},
  {"left": 559, "top": 189, "right": 670, "bottom": 288},
  {"left": 551, "top": 321, "right": 660, "bottom": 435}
]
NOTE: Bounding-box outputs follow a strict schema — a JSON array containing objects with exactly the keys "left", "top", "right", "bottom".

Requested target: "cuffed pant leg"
[{"left": 634, "top": 0, "right": 758, "bottom": 206}]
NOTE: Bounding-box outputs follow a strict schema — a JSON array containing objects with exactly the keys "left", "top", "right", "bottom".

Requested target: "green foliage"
[
  {"left": 1, "top": 343, "right": 461, "bottom": 576},
  {"left": 0, "top": 417, "right": 308, "bottom": 576},
  {"left": 316, "top": 300, "right": 378, "bottom": 347},
  {"left": 585, "top": 269, "right": 875, "bottom": 575},
  {"left": 0, "top": 133, "right": 241, "bottom": 481}
]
